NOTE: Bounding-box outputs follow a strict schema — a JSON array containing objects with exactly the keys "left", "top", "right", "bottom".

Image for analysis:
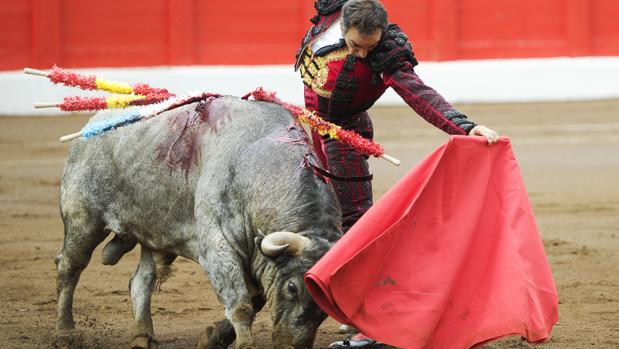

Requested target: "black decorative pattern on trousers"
[{"left": 320, "top": 112, "right": 374, "bottom": 232}]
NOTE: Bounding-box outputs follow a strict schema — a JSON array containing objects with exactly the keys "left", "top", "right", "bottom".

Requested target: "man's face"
[{"left": 342, "top": 26, "right": 382, "bottom": 59}]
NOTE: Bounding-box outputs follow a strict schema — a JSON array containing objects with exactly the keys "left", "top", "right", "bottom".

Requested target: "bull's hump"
[
  {"left": 153, "top": 96, "right": 292, "bottom": 175},
  {"left": 154, "top": 98, "right": 220, "bottom": 176}
]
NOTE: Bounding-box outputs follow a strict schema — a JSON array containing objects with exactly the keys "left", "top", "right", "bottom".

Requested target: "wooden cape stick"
[
  {"left": 24, "top": 68, "right": 49, "bottom": 77},
  {"left": 380, "top": 154, "right": 400, "bottom": 166},
  {"left": 34, "top": 103, "right": 60, "bottom": 109},
  {"left": 26, "top": 69, "right": 58, "bottom": 110},
  {"left": 60, "top": 132, "right": 82, "bottom": 143}
]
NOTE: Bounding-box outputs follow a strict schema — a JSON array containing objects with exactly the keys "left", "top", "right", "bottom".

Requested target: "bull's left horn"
[{"left": 260, "top": 231, "right": 311, "bottom": 257}]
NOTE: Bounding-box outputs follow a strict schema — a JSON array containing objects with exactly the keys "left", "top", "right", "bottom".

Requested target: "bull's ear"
[
  {"left": 255, "top": 230, "right": 267, "bottom": 256},
  {"left": 257, "top": 229, "right": 266, "bottom": 238}
]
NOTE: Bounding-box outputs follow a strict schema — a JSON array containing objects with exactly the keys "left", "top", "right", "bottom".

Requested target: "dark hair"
[{"left": 341, "top": 0, "right": 388, "bottom": 35}]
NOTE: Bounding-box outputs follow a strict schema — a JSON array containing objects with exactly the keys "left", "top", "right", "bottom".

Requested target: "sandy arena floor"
[{"left": 1, "top": 100, "right": 618, "bottom": 348}]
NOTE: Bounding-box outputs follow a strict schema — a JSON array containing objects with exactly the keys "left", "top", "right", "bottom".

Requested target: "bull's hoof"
[
  {"left": 130, "top": 333, "right": 159, "bottom": 349},
  {"left": 197, "top": 321, "right": 235, "bottom": 349},
  {"left": 53, "top": 330, "right": 83, "bottom": 349}
]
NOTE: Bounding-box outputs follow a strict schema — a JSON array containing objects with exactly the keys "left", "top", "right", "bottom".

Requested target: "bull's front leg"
[
  {"left": 197, "top": 236, "right": 258, "bottom": 349},
  {"left": 199, "top": 296, "right": 266, "bottom": 349}
]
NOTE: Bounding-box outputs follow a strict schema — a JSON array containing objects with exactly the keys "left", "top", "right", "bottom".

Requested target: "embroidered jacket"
[{"left": 295, "top": 0, "right": 476, "bottom": 135}]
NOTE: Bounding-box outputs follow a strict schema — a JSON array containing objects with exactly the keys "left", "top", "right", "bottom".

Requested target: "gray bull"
[{"left": 54, "top": 96, "right": 342, "bottom": 349}]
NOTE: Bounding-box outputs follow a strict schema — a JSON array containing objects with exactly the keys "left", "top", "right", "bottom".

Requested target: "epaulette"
[
  {"left": 367, "top": 24, "right": 418, "bottom": 72},
  {"left": 315, "top": 0, "right": 348, "bottom": 16}
]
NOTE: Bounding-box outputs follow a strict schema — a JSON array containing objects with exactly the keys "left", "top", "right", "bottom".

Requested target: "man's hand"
[{"left": 468, "top": 125, "right": 499, "bottom": 144}]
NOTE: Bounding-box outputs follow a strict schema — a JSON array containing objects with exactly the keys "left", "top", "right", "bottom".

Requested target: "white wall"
[{"left": 2, "top": 57, "right": 618, "bottom": 116}]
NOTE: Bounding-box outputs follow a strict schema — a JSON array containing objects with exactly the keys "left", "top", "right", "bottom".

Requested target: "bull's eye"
[{"left": 288, "top": 281, "right": 298, "bottom": 296}]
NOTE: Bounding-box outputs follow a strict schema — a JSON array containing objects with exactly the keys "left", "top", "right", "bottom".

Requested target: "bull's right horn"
[{"left": 260, "top": 231, "right": 311, "bottom": 257}]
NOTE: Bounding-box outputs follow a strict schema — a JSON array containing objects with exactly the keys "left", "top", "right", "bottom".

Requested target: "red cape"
[{"left": 305, "top": 136, "right": 558, "bottom": 349}]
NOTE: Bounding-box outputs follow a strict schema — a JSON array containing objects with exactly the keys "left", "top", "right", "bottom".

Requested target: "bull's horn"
[{"left": 260, "top": 231, "right": 311, "bottom": 257}]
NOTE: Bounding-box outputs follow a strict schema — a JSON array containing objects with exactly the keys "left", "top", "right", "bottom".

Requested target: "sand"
[{"left": 1, "top": 100, "right": 618, "bottom": 348}]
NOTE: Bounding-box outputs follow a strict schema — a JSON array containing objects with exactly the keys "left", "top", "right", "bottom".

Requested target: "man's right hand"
[{"left": 468, "top": 125, "right": 499, "bottom": 144}]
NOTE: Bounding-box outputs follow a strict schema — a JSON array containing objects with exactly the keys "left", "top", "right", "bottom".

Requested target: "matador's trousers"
[{"left": 311, "top": 111, "right": 374, "bottom": 233}]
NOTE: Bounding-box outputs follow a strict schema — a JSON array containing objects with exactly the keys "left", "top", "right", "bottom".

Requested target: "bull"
[{"left": 54, "top": 96, "right": 342, "bottom": 349}]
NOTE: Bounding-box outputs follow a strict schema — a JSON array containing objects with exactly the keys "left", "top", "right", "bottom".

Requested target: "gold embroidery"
[{"left": 300, "top": 46, "right": 349, "bottom": 98}]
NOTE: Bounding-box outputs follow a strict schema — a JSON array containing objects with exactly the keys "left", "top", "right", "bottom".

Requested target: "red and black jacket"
[{"left": 295, "top": 0, "right": 476, "bottom": 135}]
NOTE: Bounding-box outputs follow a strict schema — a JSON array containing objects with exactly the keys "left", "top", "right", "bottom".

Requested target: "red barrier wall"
[{"left": 1, "top": 0, "right": 619, "bottom": 70}]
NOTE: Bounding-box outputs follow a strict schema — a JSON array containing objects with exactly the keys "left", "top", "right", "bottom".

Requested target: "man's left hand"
[{"left": 468, "top": 125, "right": 499, "bottom": 144}]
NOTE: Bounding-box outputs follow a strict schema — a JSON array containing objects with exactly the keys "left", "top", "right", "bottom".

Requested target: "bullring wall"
[{"left": 2, "top": 0, "right": 618, "bottom": 70}]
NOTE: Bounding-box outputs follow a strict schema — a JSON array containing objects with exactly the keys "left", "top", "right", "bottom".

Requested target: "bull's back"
[{"left": 60, "top": 97, "right": 296, "bottom": 252}]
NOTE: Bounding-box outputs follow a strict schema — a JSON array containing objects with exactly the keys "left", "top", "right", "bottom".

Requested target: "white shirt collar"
[{"left": 310, "top": 19, "right": 343, "bottom": 52}]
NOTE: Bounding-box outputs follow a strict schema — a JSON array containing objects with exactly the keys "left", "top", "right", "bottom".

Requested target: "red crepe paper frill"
[
  {"left": 248, "top": 87, "right": 384, "bottom": 157},
  {"left": 49, "top": 66, "right": 97, "bottom": 90},
  {"left": 48, "top": 66, "right": 175, "bottom": 99},
  {"left": 60, "top": 96, "right": 107, "bottom": 112},
  {"left": 58, "top": 93, "right": 173, "bottom": 112},
  {"left": 133, "top": 84, "right": 174, "bottom": 98},
  {"left": 336, "top": 128, "right": 384, "bottom": 157},
  {"left": 248, "top": 87, "right": 303, "bottom": 113},
  {"left": 131, "top": 93, "right": 173, "bottom": 106}
]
